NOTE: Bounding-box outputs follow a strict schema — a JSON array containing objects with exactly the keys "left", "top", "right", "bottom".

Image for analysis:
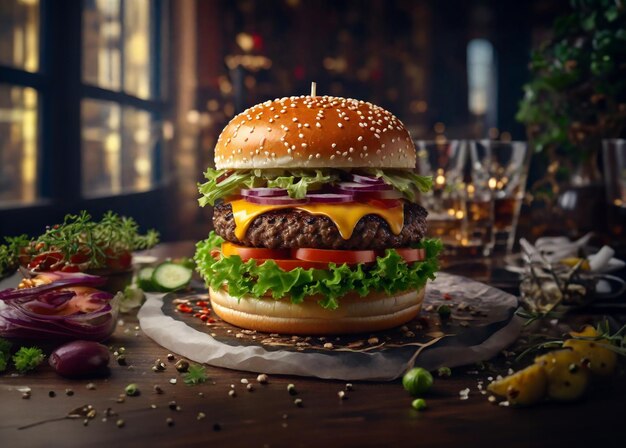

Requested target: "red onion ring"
[
  {"left": 306, "top": 193, "right": 354, "bottom": 203},
  {"left": 244, "top": 195, "right": 309, "bottom": 206},
  {"left": 336, "top": 182, "right": 393, "bottom": 192},
  {"left": 348, "top": 174, "right": 386, "bottom": 185},
  {"left": 241, "top": 187, "right": 289, "bottom": 197}
]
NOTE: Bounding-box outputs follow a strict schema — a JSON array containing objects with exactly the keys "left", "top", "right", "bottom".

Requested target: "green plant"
[{"left": 517, "top": 0, "right": 626, "bottom": 185}]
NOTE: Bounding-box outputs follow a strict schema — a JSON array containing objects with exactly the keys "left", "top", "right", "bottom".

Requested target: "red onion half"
[{"left": 0, "top": 273, "right": 118, "bottom": 341}]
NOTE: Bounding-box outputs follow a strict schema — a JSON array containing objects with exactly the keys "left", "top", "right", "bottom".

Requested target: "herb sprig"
[
  {"left": 515, "top": 320, "right": 626, "bottom": 362},
  {"left": 183, "top": 364, "right": 208, "bottom": 385},
  {"left": 0, "top": 211, "right": 159, "bottom": 275}
]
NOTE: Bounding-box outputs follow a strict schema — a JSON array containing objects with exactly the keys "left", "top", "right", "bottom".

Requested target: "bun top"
[{"left": 214, "top": 95, "right": 416, "bottom": 169}]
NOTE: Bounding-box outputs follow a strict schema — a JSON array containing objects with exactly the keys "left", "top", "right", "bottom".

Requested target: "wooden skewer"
[{"left": 310, "top": 82, "right": 317, "bottom": 97}]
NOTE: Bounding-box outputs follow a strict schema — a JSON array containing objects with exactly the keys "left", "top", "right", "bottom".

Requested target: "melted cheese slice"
[{"left": 229, "top": 199, "right": 404, "bottom": 240}]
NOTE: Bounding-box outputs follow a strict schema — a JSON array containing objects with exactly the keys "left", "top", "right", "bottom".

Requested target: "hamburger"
[{"left": 194, "top": 93, "right": 441, "bottom": 335}]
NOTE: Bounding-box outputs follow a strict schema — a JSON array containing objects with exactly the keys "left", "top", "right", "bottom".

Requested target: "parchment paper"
[{"left": 138, "top": 273, "right": 522, "bottom": 380}]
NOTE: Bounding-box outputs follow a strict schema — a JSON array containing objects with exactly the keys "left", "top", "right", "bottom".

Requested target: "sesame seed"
[
  {"left": 358, "top": 136, "right": 363, "bottom": 141},
  {"left": 337, "top": 123, "right": 343, "bottom": 128}
]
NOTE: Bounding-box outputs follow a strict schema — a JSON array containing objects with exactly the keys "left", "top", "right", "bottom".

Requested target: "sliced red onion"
[
  {"left": 244, "top": 195, "right": 309, "bottom": 206},
  {"left": 306, "top": 193, "right": 354, "bottom": 203},
  {"left": 0, "top": 272, "right": 106, "bottom": 302},
  {"left": 241, "top": 187, "right": 289, "bottom": 197},
  {"left": 349, "top": 174, "right": 386, "bottom": 184},
  {"left": 0, "top": 273, "right": 118, "bottom": 341},
  {"left": 336, "top": 182, "right": 393, "bottom": 192},
  {"left": 353, "top": 190, "right": 403, "bottom": 200}
]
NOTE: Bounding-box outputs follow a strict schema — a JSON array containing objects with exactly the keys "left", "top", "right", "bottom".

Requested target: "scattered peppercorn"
[
  {"left": 116, "top": 355, "right": 127, "bottom": 366},
  {"left": 167, "top": 353, "right": 175, "bottom": 361},
  {"left": 166, "top": 417, "right": 174, "bottom": 427},
  {"left": 287, "top": 384, "right": 297, "bottom": 395},
  {"left": 345, "top": 383, "right": 354, "bottom": 391},
  {"left": 154, "top": 385, "right": 164, "bottom": 394},
  {"left": 257, "top": 374, "right": 268, "bottom": 384},
  {"left": 338, "top": 391, "right": 346, "bottom": 400},
  {"left": 48, "top": 391, "right": 56, "bottom": 398},
  {"left": 213, "top": 423, "right": 222, "bottom": 431},
  {"left": 294, "top": 398, "right": 303, "bottom": 407},
  {"left": 86, "top": 383, "right": 96, "bottom": 390},
  {"left": 22, "top": 392, "right": 31, "bottom": 399},
  {"left": 116, "top": 419, "right": 125, "bottom": 428},
  {"left": 228, "top": 390, "right": 236, "bottom": 398},
  {"left": 175, "top": 359, "right": 189, "bottom": 373},
  {"left": 65, "top": 389, "right": 74, "bottom": 396},
  {"left": 168, "top": 401, "right": 178, "bottom": 410}
]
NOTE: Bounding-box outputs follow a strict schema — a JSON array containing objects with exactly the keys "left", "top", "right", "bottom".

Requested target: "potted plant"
[
  {"left": 517, "top": 0, "right": 626, "bottom": 233},
  {"left": 517, "top": 1, "right": 626, "bottom": 182}
]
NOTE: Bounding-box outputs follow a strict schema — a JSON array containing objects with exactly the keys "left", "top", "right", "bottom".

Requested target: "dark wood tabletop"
[{"left": 1, "top": 241, "right": 625, "bottom": 448}]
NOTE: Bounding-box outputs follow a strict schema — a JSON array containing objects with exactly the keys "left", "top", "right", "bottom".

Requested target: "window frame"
[{"left": 0, "top": 0, "right": 172, "bottom": 238}]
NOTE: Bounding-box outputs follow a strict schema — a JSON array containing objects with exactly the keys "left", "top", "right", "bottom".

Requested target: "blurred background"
[{"left": 0, "top": 0, "right": 624, "bottom": 242}]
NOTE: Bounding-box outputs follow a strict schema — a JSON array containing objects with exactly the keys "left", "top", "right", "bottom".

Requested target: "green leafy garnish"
[
  {"left": 12, "top": 347, "right": 45, "bottom": 373},
  {"left": 0, "top": 338, "right": 12, "bottom": 372},
  {"left": 184, "top": 364, "right": 208, "bottom": 385},
  {"left": 0, "top": 234, "right": 31, "bottom": 278},
  {"left": 363, "top": 169, "right": 433, "bottom": 202},
  {"left": 1, "top": 211, "right": 159, "bottom": 272},
  {"left": 198, "top": 168, "right": 432, "bottom": 206},
  {"left": 194, "top": 232, "right": 441, "bottom": 309}
]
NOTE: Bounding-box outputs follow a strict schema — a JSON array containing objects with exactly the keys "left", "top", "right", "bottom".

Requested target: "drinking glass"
[
  {"left": 415, "top": 140, "right": 469, "bottom": 252},
  {"left": 602, "top": 139, "right": 626, "bottom": 237},
  {"left": 468, "top": 140, "right": 531, "bottom": 253}
]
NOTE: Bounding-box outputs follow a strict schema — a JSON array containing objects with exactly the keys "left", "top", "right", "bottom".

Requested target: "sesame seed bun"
[
  {"left": 209, "top": 286, "right": 425, "bottom": 335},
  {"left": 214, "top": 95, "right": 416, "bottom": 169}
]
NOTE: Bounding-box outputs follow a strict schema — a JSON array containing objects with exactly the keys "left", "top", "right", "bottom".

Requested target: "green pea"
[
  {"left": 411, "top": 398, "right": 427, "bottom": 410},
  {"left": 402, "top": 367, "right": 433, "bottom": 396}
]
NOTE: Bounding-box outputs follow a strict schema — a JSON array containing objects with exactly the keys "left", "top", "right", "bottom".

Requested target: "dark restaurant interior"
[
  {"left": 5, "top": 0, "right": 622, "bottom": 243},
  {"left": 1, "top": 2, "right": 626, "bottom": 446}
]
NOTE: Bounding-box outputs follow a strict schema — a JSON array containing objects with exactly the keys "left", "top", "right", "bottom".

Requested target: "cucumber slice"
[
  {"left": 137, "top": 267, "right": 156, "bottom": 291},
  {"left": 152, "top": 262, "right": 192, "bottom": 292}
]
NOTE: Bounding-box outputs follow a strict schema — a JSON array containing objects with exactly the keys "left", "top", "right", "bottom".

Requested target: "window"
[
  {"left": 467, "top": 38, "right": 497, "bottom": 128},
  {"left": 0, "top": 0, "right": 40, "bottom": 206},
  {"left": 0, "top": 0, "right": 170, "bottom": 235}
]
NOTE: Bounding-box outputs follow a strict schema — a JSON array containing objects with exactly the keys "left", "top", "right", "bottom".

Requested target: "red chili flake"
[
  {"left": 207, "top": 318, "right": 216, "bottom": 323},
  {"left": 443, "top": 293, "right": 453, "bottom": 301},
  {"left": 176, "top": 304, "right": 193, "bottom": 313},
  {"left": 193, "top": 313, "right": 202, "bottom": 318},
  {"left": 196, "top": 301, "right": 208, "bottom": 307},
  {"left": 200, "top": 308, "right": 211, "bottom": 315},
  {"left": 200, "top": 315, "right": 208, "bottom": 322}
]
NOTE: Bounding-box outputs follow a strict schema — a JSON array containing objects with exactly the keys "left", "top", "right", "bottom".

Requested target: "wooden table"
[{"left": 1, "top": 242, "right": 625, "bottom": 448}]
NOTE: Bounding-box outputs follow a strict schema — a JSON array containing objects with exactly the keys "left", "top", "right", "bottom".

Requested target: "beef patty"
[{"left": 213, "top": 201, "right": 428, "bottom": 250}]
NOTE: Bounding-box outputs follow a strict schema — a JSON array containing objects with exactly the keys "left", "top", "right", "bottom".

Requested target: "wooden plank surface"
[{"left": 1, "top": 242, "right": 625, "bottom": 448}]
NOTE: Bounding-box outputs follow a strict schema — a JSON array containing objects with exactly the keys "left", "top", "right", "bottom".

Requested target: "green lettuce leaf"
[
  {"left": 267, "top": 170, "right": 340, "bottom": 199},
  {"left": 194, "top": 232, "right": 441, "bottom": 310},
  {"left": 198, "top": 168, "right": 432, "bottom": 206},
  {"left": 364, "top": 169, "right": 432, "bottom": 202}
]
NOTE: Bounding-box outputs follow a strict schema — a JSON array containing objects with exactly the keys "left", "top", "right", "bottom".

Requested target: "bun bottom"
[{"left": 209, "top": 287, "right": 426, "bottom": 335}]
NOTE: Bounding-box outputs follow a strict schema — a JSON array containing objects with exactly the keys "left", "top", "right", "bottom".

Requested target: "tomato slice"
[
  {"left": 221, "top": 242, "right": 290, "bottom": 261},
  {"left": 293, "top": 248, "right": 377, "bottom": 264},
  {"left": 394, "top": 248, "right": 426, "bottom": 263},
  {"left": 269, "top": 259, "right": 329, "bottom": 271}
]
